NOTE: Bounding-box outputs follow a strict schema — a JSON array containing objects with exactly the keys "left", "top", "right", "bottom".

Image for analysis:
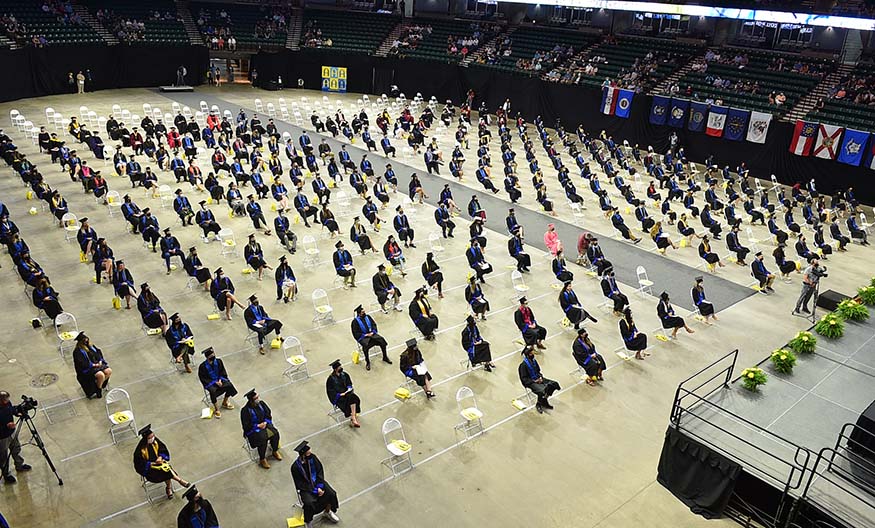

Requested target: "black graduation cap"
[
  {"left": 329, "top": 359, "right": 342, "bottom": 370},
  {"left": 199, "top": 200, "right": 206, "bottom": 206},
  {"left": 202, "top": 347, "right": 215, "bottom": 357},
  {"left": 294, "top": 441, "right": 310, "bottom": 455},
  {"left": 466, "top": 315, "right": 475, "bottom": 324},
  {"left": 189, "top": 246, "right": 196, "bottom": 252},
  {"left": 116, "top": 260, "right": 124, "bottom": 265},
  {"left": 75, "top": 331, "right": 87, "bottom": 341},
  {"left": 80, "top": 216, "right": 89, "bottom": 223},
  {"left": 248, "top": 294, "right": 258, "bottom": 302},
  {"left": 138, "top": 424, "right": 152, "bottom": 437},
  {"left": 395, "top": 205, "right": 402, "bottom": 212},
  {"left": 755, "top": 251, "right": 763, "bottom": 256},
  {"left": 353, "top": 215, "right": 360, "bottom": 221},
  {"left": 278, "top": 255, "right": 286, "bottom": 262},
  {"left": 182, "top": 485, "right": 199, "bottom": 502},
  {"left": 335, "top": 241, "right": 343, "bottom": 248},
  {"left": 214, "top": 267, "right": 223, "bottom": 274},
  {"left": 170, "top": 313, "right": 180, "bottom": 321},
  {"left": 406, "top": 338, "right": 418, "bottom": 349},
  {"left": 519, "top": 297, "right": 527, "bottom": 304},
  {"left": 694, "top": 276, "right": 704, "bottom": 283},
  {"left": 175, "top": 188, "right": 183, "bottom": 195},
  {"left": 244, "top": 388, "right": 257, "bottom": 400},
  {"left": 247, "top": 194, "right": 254, "bottom": 199},
  {"left": 163, "top": 228, "right": 171, "bottom": 235},
  {"left": 354, "top": 304, "right": 364, "bottom": 313},
  {"left": 377, "top": 263, "right": 385, "bottom": 270},
  {"left": 248, "top": 233, "right": 256, "bottom": 239},
  {"left": 141, "top": 282, "right": 149, "bottom": 289}
]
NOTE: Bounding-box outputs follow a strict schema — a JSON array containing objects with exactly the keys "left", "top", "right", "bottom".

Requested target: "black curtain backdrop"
[
  {"left": 0, "top": 45, "right": 208, "bottom": 103},
  {"left": 656, "top": 426, "right": 741, "bottom": 519},
  {"left": 253, "top": 49, "right": 875, "bottom": 204}
]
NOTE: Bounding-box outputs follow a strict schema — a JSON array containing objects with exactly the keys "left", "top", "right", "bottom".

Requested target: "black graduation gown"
[
  {"left": 572, "top": 338, "right": 606, "bottom": 378},
  {"left": 177, "top": 499, "right": 220, "bottom": 528},
  {"left": 518, "top": 357, "right": 560, "bottom": 400},
  {"left": 240, "top": 401, "right": 279, "bottom": 450},
  {"left": 464, "top": 284, "right": 490, "bottom": 314},
  {"left": 559, "top": 290, "right": 591, "bottom": 326},
  {"left": 198, "top": 358, "right": 238, "bottom": 402},
  {"left": 372, "top": 273, "right": 400, "bottom": 306},
  {"left": 73, "top": 345, "right": 108, "bottom": 397},
  {"left": 514, "top": 307, "right": 546, "bottom": 344},
  {"left": 326, "top": 371, "right": 361, "bottom": 417},
  {"left": 400, "top": 348, "right": 432, "bottom": 387},
  {"left": 461, "top": 325, "right": 492, "bottom": 364},
  {"left": 657, "top": 300, "right": 686, "bottom": 329},
  {"left": 408, "top": 298, "right": 439, "bottom": 337},
  {"left": 133, "top": 437, "right": 173, "bottom": 483},
  {"left": 291, "top": 454, "right": 339, "bottom": 523},
  {"left": 691, "top": 287, "right": 714, "bottom": 316},
  {"left": 619, "top": 319, "right": 647, "bottom": 351}
]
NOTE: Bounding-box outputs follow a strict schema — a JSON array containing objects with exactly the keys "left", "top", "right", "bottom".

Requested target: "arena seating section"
[
  {"left": 193, "top": 1, "right": 288, "bottom": 50},
  {"left": 83, "top": 0, "right": 188, "bottom": 44},
  {"left": 301, "top": 9, "right": 398, "bottom": 54},
  {"left": 399, "top": 18, "right": 489, "bottom": 63},
  {"left": 473, "top": 26, "right": 599, "bottom": 74},
  {"left": 678, "top": 49, "right": 832, "bottom": 116},
  {"left": 807, "top": 63, "right": 875, "bottom": 132},
  {"left": 3, "top": 1, "right": 102, "bottom": 46}
]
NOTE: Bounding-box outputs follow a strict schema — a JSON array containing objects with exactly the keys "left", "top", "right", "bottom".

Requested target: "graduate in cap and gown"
[
  {"left": 408, "top": 287, "right": 439, "bottom": 340},
  {"left": 177, "top": 485, "right": 220, "bottom": 528},
  {"left": 572, "top": 328, "right": 606, "bottom": 386},
  {"left": 240, "top": 388, "right": 282, "bottom": 469},
  {"left": 518, "top": 346, "right": 560, "bottom": 414},
  {"left": 657, "top": 291, "right": 695, "bottom": 339},
  {"left": 137, "top": 282, "right": 169, "bottom": 334},
  {"left": 165, "top": 313, "right": 195, "bottom": 373},
  {"left": 691, "top": 276, "right": 717, "bottom": 324},
  {"left": 326, "top": 359, "right": 361, "bottom": 427},
  {"left": 514, "top": 297, "right": 547, "bottom": 349},
  {"left": 461, "top": 315, "right": 494, "bottom": 371},
  {"left": 350, "top": 305, "right": 391, "bottom": 370},
  {"left": 184, "top": 247, "right": 211, "bottom": 290},
  {"left": 290, "top": 441, "right": 341, "bottom": 527},
  {"left": 400, "top": 339, "right": 436, "bottom": 398},
  {"left": 558, "top": 281, "right": 598, "bottom": 330},
  {"left": 72, "top": 332, "right": 112, "bottom": 399},
  {"left": 133, "top": 424, "right": 190, "bottom": 499},
  {"left": 244, "top": 295, "right": 283, "bottom": 354},
  {"left": 198, "top": 347, "right": 237, "bottom": 418}
]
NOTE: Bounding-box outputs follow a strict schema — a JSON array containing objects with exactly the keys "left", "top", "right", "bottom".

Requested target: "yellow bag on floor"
[
  {"left": 270, "top": 337, "right": 283, "bottom": 349},
  {"left": 79, "top": 251, "right": 87, "bottom": 263},
  {"left": 352, "top": 349, "right": 361, "bottom": 364},
  {"left": 207, "top": 313, "right": 221, "bottom": 320},
  {"left": 112, "top": 296, "right": 121, "bottom": 310},
  {"left": 679, "top": 238, "right": 688, "bottom": 248},
  {"left": 394, "top": 387, "right": 411, "bottom": 401},
  {"left": 28, "top": 207, "right": 38, "bottom": 215},
  {"left": 25, "top": 190, "right": 33, "bottom": 200},
  {"left": 311, "top": 196, "right": 319, "bottom": 205}
]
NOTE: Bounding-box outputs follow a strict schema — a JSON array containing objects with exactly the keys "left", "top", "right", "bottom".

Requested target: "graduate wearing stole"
[
  {"left": 290, "top": 441, "right": 341, "bottom": 527},
  {"left": 408, "top": 288, "right": 439, "bottom": 340},
  {"left": 177, "top": 485, "right": 219, "bottom": 528},
  {"left": 133, "top": 424, "right": 190, "bottom": 499},
  {"left": 558, "top": 282, "right": 597, "bottom": 330},
  {"left": 461, "top": 316, "right": 494, "bottom": 371},
  {"left": 240, "top": 389, "right": 282, "bottom": 469},
  {"left": 350, "top": 305, "right": 390, "bottom": 370},
  {"left": 518, "top": 346, "right": 560, "bottom": 413},
  {"left": 514, "top": 297, "right": 547, "bottom": 349},
  {"left": 326, "top": 359, "right": 362, "bottom": 426},
  {"left": 572, "top": 328, "right": 606, "bottom": 386},
  {"left": 198, "top": 347, "right": 237, "bottom": 418}
]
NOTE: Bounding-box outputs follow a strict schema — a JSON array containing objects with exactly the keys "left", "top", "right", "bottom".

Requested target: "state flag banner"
[
  {"left": 789, "top": 120, "right": 818, "bottom": 156},
  {"left": 705, "top": 106, "right": 727, "bottom": 137},
  {"left": 813, "top": 124, "right": 844, "bottom": 160},
  {"left": 837, "top": 129, "right": 869, "bottom": 166},
  {"left": 746, "top": 111, "right": 772, "bottom": 144}
]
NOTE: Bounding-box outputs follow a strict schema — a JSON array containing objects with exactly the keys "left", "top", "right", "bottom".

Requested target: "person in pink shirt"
[{"left": 544, "top": 223, "right": 562, "bottom": 256}]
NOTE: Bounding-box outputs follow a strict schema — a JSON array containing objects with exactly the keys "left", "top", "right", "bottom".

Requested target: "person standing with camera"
[
  {"left": 0, "top": 391, "right": 31, "bottom": 484},
  {"left": 793, "top": 257, "right": 825, "bottom": 316}
]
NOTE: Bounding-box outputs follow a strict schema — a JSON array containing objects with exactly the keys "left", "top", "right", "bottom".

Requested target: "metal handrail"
[{"left": 798, "top": 445, "right": 875, "bottom": 526}]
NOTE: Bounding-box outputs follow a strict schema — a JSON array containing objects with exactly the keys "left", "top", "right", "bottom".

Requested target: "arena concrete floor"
[{"left": 0, "top": 84, "right": 872, "bottom": 528}]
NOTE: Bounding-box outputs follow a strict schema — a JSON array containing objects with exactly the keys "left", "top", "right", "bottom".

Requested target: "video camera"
[
  {"left": 16, "top": 395, "right": 38, "bottom": 415},
  {"left": 811, "top": 264, "right": 828, "bottom": 279}
]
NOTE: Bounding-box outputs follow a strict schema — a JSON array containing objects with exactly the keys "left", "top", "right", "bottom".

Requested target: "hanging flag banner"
[
  {"left": 813, "top": 124, "right": 844, "bottom": 160},
  {"left": 837, "top": 128, "right": 868, "bottom": 166},
  {"left": 601, "top": 87, "right": 634, "bottom": 118},
  {"left": 789, "top": 120, "right": 818, "bottom": 156},
  {"left": 688, "top": 101, "right": 708, "bottom": 132},
  {"left": 746, "top": 111, "right": 772, "bottom": 144},
  {"left": 615, "top": 89, "right": 634, "bottom": 119},
  {"left": 667, "top": 98, "right": 689, "bottom": 128},
  {"left": 650, "top": 95, "right": 669, "bottom": 125},
  {"left": 705, "top": 106, "right": 727, "bottom": 137},
  {"left": 724, "top": 108, "right": 750, "bottom": 141},
  {"left": 601, "top": 86, "right": 618, "bottom": 116}
]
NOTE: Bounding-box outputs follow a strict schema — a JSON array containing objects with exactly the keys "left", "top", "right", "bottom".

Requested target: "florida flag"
[
  {"left": 789, "top": 120, "right": 818, "bottom": 156},
  {"left": 601, "top": 87, "right": 632, "bottom": 118},
  {"left": 813, "top": 124, "right": 844, "bottom": 160}
]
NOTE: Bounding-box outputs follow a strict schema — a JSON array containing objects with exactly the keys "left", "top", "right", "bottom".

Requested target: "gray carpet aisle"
[{"left": 158, "top": 89, "right": 754, "bottom": 311}]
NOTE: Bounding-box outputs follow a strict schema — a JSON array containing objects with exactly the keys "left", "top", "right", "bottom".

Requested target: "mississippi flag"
[
  {"left": 813, "top": 124, "right": 844, "bottom": 160},
  {"left": 789, "top": 120, "right": 818, "bottom": 156}
]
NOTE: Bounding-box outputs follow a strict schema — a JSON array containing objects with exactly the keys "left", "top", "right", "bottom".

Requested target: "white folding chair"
[
  {"left": 200, "top": 101, "right": 209, "bottom": 114},
  {"left": 44, "top": 107, "right": 55, "bottom": 121},
  {"left": 745, "top": 226, "right": 762, "bottom": 252},
  {"left": 105, "top": 388, "right": 137, "bottom": 445},
  {"left": 171, "top": 102, "right": 181, "bottom": 114},
  {"left": 142, "top": 103, "right": 152, "bottom": 116},
  {"left": 312, "top": 288, "right": 335, "bottom": 327},
  {"left": 335, "top": 191, "right": 351, "bottom": 217},
  {"left": 511, "top": 270, "right": 529, "bottom": 298},
  {"left": 281, "top": 336, "right": 309, "bottom": 382},
  {"left": 266, "top": 102, "right": 276, "bottom": 118},
  {"left": 429, "top": 231, "right": 445, "bottom": 252},
  {"left": 182, "top": 106, "right": 192, "bottom": 119},
  {"left": 121, "top": 109, "right": 131, "bottom": 123},
  {"left": 54, "top": 312, "right": 79, "bottom": 358},
  {"left": 381, "top": 418, "right": 413, "bottom": 477},
  {"left": 302, "top": 234, "right": 320, "bottom": 269},
  {"left": 860, "top": 212, "right": 873, "bottom": 234},
  {"left": 157, "top": 184, "right": 173, "bottom": 209},
  {"left": 454, "top": 386, "right": 484, "bottom": 440},
  {"left": 61, "top": 213, "right": 79, "bottom": 242},
  {"left": 111, "top": 104, "right": 122, "bottom": 115},
  {"left": 636, "top": 265, "right": 654, "bottom": 297},
  {"left": 79, "top": 105, "right": 89, "bottom": 119},
  {"left": 254, "top": 98, "right": 264, "bottom": 113},
  {"left": 218, "top": 228, "right": 238, "bottom": 257}
]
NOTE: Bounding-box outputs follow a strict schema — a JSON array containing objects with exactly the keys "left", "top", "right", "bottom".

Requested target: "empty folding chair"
[
  {"left": 311, "top": 288, "right": 335, "bottom": 327},
  {"left": 105, "top": 388, "right": 137, "bottom": 445},
  {"left": 302, "top": 235, "right": 320, "bottom": 269},
  {"left": 254, "top": 99, "right": 264, "bottom": 112},
  {"left": 218, "top": 228, "right": 238, "bottom": 257},
  {"left": 281, "top": 337, "right": 309, "bottom": 382},
  {"left": 429, "top": 231, "right": 444, "bottom": 252},
  {"left": 381, "top": 418, "right": 413, "bottom": 477},
  {"left": 54, "top": 312, "right": 79, "bottom": 358},
  {"left": 511, "top": 270, "right": 529, "bottom": 298},
  {"left": 267, "top": 103, "right": 276, "bottom": 118},
  {"left": 454, "top": 387, "right": 484, "bottom": 440},
  {"left": 199, "top": 101, "right": 209, "bottom": 114},
  {"left": 636, "top": 265, "right": 654, "bottom": 297}
]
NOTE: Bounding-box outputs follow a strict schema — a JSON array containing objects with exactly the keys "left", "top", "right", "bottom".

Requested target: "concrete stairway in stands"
[
  {"left": 650, "top": 50, "right": 708, "bottom": 95},
  {"left": 175, "top": 0, "right": 205, "bottom": 46},
  {"left": 375, "top": 20, "right": 407, "bottom": 57},
  {"left": 72, "top": 4, "right": 118, "bottom": 45},
  {"left": 784, "top": 63, "right": 854, "bottom": 122},
  {"left": 285, "top": 8, "right": 303, "bottom": 50}
]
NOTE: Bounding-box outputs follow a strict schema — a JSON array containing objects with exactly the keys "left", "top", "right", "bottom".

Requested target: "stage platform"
[
  {"left": 674, "top": 307, "right": 875, "bottom": 527},
  {"left": 158, "top": 85, "right": 194, "bottom": 92}
]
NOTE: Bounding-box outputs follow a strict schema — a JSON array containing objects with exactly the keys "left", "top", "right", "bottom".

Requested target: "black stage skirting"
[{"left": 850, "top": 399, "right": 875, "bottom": 458}]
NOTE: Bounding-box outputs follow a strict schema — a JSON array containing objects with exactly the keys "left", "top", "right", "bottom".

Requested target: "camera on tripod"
[
  {"left": 15, "top": 395, "right": 38, "bottom": 415},
  {"left": 811, "top": 265, "right": 828, "bottom": 279}
]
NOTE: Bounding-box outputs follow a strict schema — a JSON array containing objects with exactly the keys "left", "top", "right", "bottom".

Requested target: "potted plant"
[
  {"left": 837, "top": 299, "right": 869, "bottom": 322},
  {"left": 740, "top": 367, "right": 768, "bottom": 391},
  {"left": 770, "top": 349, "right": 797, "bottom": 374},
  {"left": 859, "top": 285, "right": 875, "bottom": 306},
  {"left": 815, "top": 313, "right": 845, "bottom": 339},
  {"left": 788, "top": 331, "right": 816, "bottom": 354}
]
